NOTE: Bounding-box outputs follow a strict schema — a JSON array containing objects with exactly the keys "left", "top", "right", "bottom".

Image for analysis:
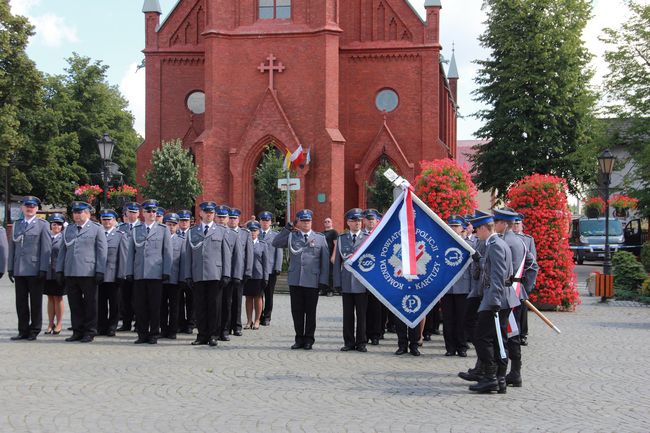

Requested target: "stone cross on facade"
[{"left": 258, "top": 54, "right": 285, "bottom": 90}]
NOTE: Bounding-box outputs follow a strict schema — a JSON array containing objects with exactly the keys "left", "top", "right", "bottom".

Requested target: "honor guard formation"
[{"left": 2, "top": 196, "right": 538, "bottom": 395}]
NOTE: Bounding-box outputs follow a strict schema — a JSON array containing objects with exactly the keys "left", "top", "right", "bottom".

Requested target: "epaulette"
[
  {"left": 157, "top": 223, "right": 166, "bottom": 227},
  {"left": 312, "top": 232, "right": 325, "bottom": 238},
  {"left": 519, "top": 233, "right": 533, "bottom": 239},
  {"left": 92, "top": 221, "right": 102, "bottom": 226},
  {"left": 487, "top": 236, "right": 498, "bottom": 245}
]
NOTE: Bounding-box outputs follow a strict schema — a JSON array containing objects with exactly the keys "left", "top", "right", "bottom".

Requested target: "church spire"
[
  {"left": 448, "top": 43, "right": 459, "bottom": 79},
  {"left": 142, "top": 0, "right": 162, "bottom": 14}
]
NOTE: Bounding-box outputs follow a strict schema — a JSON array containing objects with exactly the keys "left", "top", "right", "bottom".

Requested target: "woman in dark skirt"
[
  {"left": 44, "top": 213, "right": 66, "bottom": 335},
  {"left": 244, "top": 221, "right": 269, "bottom": 330}
]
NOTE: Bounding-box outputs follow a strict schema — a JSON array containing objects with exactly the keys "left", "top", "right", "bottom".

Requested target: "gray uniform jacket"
[
  {"left": 46, "top": 234, "right": 63, "bottom": 280},
  {"left": 231, "top": 228, "right": 254, "bottom": 280},
  {"left": 56, "top": 221, "right": 108, "bottom": 277},
  {"left": 467, "top": 239, "right": 485, "bottom": 299},
  {"left": 8, "top": 218, "right": 52, "bottom": 276},
  {"left": 250, "top": 239, "right": 270, "bottom": 281},
  {"left": 502, "top": 230, "right": 538, "bottom": 301},
  {"left": 168, "top": 233, "right": 185, "bottom": 285},
  {"left": 518, "top": 233, "right": 538, "bottom": 293},
  {"left": 104, "top": 229, "right": 128, "bottom": 283},
  {"left": 260, "top": 229, "right": 283, "bottom": 273},
  {"left": 333, "top": 231, "right": 367, "bottom": 294},
  {"left": 478, "top": 233, "right": 519, "bottom": 312},
  {"left": 126, "top": 223, "right": 172, "bottom": 280},
  {"left": 184, "top": 223, "right": 232, "bottom": 282},
  {"left": 273, "top": 228, "right": 329, "bottom": 289},
  {"left": 0, "top": 227, "right": 8, "bottom": 276}
]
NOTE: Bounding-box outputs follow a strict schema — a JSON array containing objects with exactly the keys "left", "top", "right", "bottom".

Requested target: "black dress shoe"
[
  {"left": 218, "top": 334, "right": 230, "bottom": 342},
  {"left": 27, "top": 334, "right": 38, "bottom": 341},
  {"left": 445, "top": 351, "right": 455, "bottom": 356},
  {"left": 65, "top": 334, "right": 83, "bottom": 342},
  {"left": 469, "top": 377, "right": 499, "bottom": 393},
  {"left": 106, "top": 330, "right": 116, "bottom": 337},
  {"left": 303, "top": 343, "right": 313, "bottom": 350},
  {"left": 356, "top": 345, "right": 367, "bottom": 353},
  {"left": 458, "top": 370, "right": 482, "bottom": 382},
  {"left": 10, "top": 334, "right": 28, "bottom": 341},
  {"left": 291, "top": 343, "right": 303, "bottom": 350},
  {"left": 340, "top": 345, "right": 355, "bottom": 352},
  {"left": 191, "top": 339, "right": 207, "bottom": 345},
  {"left": 260, "top": 319, "right": 270, "bottom": 326},
  {"left": 457, "top": 350, "right": 468, "bottom": 357},
  {"left": 116, "top": 325, "right": 131, "bottom": 332},
  {"left": 395, "top": 347, "right": 408, "bottom": 355},
  {"left": 208, "top": 338, "right": 218, "bottom": 347},
  {"left": 520, "top": 337, "right": 528, "bottom": 346},
  {"left": 370, "top": 338, "right": 379, "bottom": 346},
  {"left": 505, "top": 372, "right": 523, "bottom": 387},
  {"left": 410, "top": 347, "right": 421, "bottom": 356},
  {"left": 80, "top": 335, "right": 94, "bottom": 343},
  {"left": 134, "top": 337, "right": 148, "bottom": 344},
  {"left": 148, "top": 337, "right": 157, "bottom": 344},
  {"left": 233, "top": 331, "right": 243, "bottom": 337}
]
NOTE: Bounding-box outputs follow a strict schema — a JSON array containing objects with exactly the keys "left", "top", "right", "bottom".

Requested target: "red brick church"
[{"left": 138, "top": 0, "right": 459, "bottom": 227}]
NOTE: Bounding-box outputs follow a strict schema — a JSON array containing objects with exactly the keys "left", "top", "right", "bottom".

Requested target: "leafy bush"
[
  {"left": 641, "top": 277, "right": 650, "bottom": 297},
  {"left": 640, "top": 242, "right": 650, "bottom": 273},
  {"left": 612, "top": 251, "right": 647, "bottom": 293}
]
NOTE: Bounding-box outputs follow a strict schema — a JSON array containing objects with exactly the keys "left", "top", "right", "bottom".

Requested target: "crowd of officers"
[{"left": 1, "top": 195, "right": 538, "bottom": 394}]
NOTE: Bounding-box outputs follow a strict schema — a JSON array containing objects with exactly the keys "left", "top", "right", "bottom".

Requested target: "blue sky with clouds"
[{"left": 9, "top": 0, "right": 637, "bottom": 139}]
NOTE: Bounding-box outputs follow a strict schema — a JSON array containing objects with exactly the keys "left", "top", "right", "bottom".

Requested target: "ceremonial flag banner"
[{"left": 345, "top": 188, "right": 475, "bottom": 328}]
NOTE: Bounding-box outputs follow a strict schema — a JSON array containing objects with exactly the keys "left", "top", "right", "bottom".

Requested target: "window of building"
[
  {"left": 186, "top": 91, "right": 205, "bottom": 114},
  {"left": 259, "top": 0, "right": 291, "bottom": 20},
  {"left": 375, "top": 88, "right": 399, "bottom": 113}
]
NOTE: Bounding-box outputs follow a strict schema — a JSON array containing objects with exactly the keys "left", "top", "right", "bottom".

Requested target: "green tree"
[
  {"left": 470, "top": 0, "right": 597, "bottom": 198},
  {"left": 142, "top": 139, "right": 202, "bottom": 210},
  {"left": 601, "top": 1, "right": 650, "bottom": 216},
  {"left": 254, "top": 146, "right": 293, "bottom": 220},
  {"left": 366, "top": 159, "right": 397, "bottom": 213}
]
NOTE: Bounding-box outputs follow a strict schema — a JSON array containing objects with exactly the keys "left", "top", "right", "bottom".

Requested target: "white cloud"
[
  {"left": 9, "top": 0, "right": 79, "bottom": 47},
  {"left": 120, "top": 62, "right": 146, "bottom": 137}
]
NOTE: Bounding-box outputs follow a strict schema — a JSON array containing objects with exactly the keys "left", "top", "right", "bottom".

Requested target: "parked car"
[{"left": 570, "top": 217, "right": 646, "bottom": 264}]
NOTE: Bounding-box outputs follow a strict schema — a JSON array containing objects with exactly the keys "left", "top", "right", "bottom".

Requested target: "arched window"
[{"left": 259, "top": 0, "right": 291, "bottom": 19}]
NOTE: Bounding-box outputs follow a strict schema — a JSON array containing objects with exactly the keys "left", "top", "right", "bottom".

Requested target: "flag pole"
[
  {"left": 286, "top": 167, "right": 291, "bottom": 224},
  {"left": 523, "top": 300, "right": 562, "bottom": 334}
]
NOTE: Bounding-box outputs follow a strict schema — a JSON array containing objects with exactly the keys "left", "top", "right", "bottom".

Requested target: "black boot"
[
  {"left": 506, "top": 359, "right": 522, "bottom": 387},
  {"left": 497, "top": 376, "right": 507, "bottom": 394},
  {"left": 458, "top": 359, "right": 483, "bottom": 381},
  {"left": 469, "top": 366, "right": 498, "bottom": 393}
]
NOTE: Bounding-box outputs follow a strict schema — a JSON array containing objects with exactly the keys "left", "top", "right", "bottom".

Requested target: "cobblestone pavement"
[{"left": 0, "top": 272, "right": 649, "bottom": 433}]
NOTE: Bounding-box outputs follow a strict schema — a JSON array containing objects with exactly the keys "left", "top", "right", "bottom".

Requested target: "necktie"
[
  {"left": 105, "top": 231, "right": 109, "bottom": 237},
  {"left": 23, "top": 220, "right": 29, "bottom": 231},
  {"left": 204, "top": 225, "right": 209, "bottom": 235},
  {"left": 304, "top": 234, "right": 308, "bottom": 243},
  {"left": 260, "top": 231, "right": 266, "bottom": 240},
  {"left": 146, "top": 226, "right": 150, "bottom": 235},
  {"left": 77, "top": 225, "right": 82, "bottom": 233},
  {"left": 352, "top": 234, "right": 357, "bottom": 244}
]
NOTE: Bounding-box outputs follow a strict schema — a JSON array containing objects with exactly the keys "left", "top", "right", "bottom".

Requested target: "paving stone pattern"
[{"left": 0, "top": 278, "right": 649, "bottom": 433}]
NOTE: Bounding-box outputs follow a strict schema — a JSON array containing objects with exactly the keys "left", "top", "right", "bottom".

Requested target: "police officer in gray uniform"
[
  {"left": 442, "top": 215, "right": 471, "bottom": 357},
  {"left": 98, "top": 209, "right": 128, "bottom": 337},
  {"left": 176, "top": 209, "right": 194, "bottom": 334},
  {"left": 184, "top": 201, "right": 233, "bottom": 347},
  {"left": 362, "top": 209, "right": 384, "bottom": 345},
  {"left": 259, "top": 211, "right": 283, "bottom": 326},
  {"left": 225, "top": 207, "right": 253, "bottom": 337},
  {"left": 273, "top": 209, "right": 329, "bottom": 350},
  {"left": 333, "top": 208, "right": 368, "bottom": 352},
  {"left": 8, "top": 196, "right": 52, "bottom": 341},
  {"left": 215, "top": 204, "right": 237, "bottom": 341},
  {"left": 117, "top": 202, "right": 141, "bottom": 332},
  {"left": 126, "top": 199, "right": 173, "bottom": 344},
  {"left": 56, "top": 201, "right": 108, "bottom": 343},
  {"left": 466, "top": 211, "right": 518, "bottom": 394},
  {"left": 513, "top": 213, "right": 536, "bottom": 346},
  {"left": 493, "top": 208, "right": 538, "bottom": 387},
  {"left": 160, "top": 213, "right": 185, "bottom": 339}
]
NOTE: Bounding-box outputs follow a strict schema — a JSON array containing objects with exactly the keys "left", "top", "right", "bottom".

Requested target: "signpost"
[{"left": 278, "top": 175, "right": 301, "bottom": 223}]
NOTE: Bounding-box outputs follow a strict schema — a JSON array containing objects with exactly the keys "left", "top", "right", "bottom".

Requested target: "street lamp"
[
  {"left": 97, "top": 133, "right": 116, "bottom": 209},
  {"left": 598, "top": 148, "right": 616, "bottom": 302}
]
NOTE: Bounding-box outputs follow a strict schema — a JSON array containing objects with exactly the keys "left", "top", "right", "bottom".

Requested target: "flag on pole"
[
  {"left": 300, "top": 147, "right": 311, "bottom": 169},
  {"left": 283, "top": 144, "right": 304, "bottom": 171},
  {"left": 282, "top": 149, "right": 292, "bottom": 171},
  {"left": 345, "top": 187, "right": 475, "bottom": 328}
]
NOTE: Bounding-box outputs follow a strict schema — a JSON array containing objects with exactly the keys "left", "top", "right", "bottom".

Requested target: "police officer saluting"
[
  {"left": 98, "top": 209, "right": 128, "bottom": 337},
  {"left": 125, "top": 199, "right": 172, "bottom": 344},
  {"left": 273, "top": 209, "right": 329, "bottom": 350},
  {"left": 117, "top": 202, "right": 141, "bottom": 332},
  {"left": 8, "top": 196, "right": 52, "bottom": 341},
  {"left": 333, "top": 208, "right": 368, "bottom": 352},
  {"left": 184, "top": 201, "right": 232, "bottom": 347},
  {"left": 259, "top": 211, "right": 283, "bottom": 326},
  {"left": 56, "top": 201, "right": 107, "bottom": 343}
]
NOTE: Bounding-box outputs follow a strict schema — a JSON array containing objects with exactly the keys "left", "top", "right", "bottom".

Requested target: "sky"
[{"left": 8, "top": 0, "right": 641, "bottom": 140}]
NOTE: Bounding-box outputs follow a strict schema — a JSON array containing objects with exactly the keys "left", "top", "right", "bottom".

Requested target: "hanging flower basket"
[
  {"left": 583, "top": 197, "right": 606, "bottom": 218},
  {"left": 74, "top": 184, "right": 103, "bottom": 204},
  {"left": 608, "top": 194, "right": 637, "bottom": 217},
  {"left": 107, "top": 185, "right": 138, "bottom": 210}
]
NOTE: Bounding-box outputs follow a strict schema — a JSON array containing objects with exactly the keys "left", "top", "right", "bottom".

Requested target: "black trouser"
[
  {"left": 262, "top": 272, "right": 278, "bottom": 322},
  {"left": 520, "top": 301, "right": 528, "bottom": 337},
  {"left": 396, "top": 320, "right": 421, "bottom": 351},
  {"left": 289, "top": 285, "right": 320, "bottom": 345},
  {"left": 120, "top": 278, "right": 135, "bottom": 328},
  {"left": 193, "top": 280, "right": 222, "bottom": 342},
  {"left": 177, "top": 282, "right": 194, "bottom": 331},
  {"left": 98, "top": 282, "right": 120, "bottom": 334},
  {"left": 14, "top": 276, "right": 44, "bottom": 337},
  {"left": 366, "top": 292, "right": 383, "bottom": 340},
  {"left": 507, "top": 305, "right": 522, "bottom": 370},
  {"left": 424, "top": 301, "right": 442, "bottom": 336},
  {"left": 385, "top": 308, "right": 397, "bottom": 331},
  {"left": 219, "top": 279, "right": 234, "bottom": 336},
  {"left": 229, "top": 278, "right": 244, "bottom": 333},
  {"left": 464, "top": 296, "right": 481, "bottom": 345},
  {"left": 133, "top": 279, "right": 162, "bottom": 339},
  {"left": 474, "top": 309, "right": 510, "bottom": 376},
  {"left": 66, "top": 276, "right": 98, "bottom": 338},
  {"left": 342, "top": 292, "right": 368, "bottom": 348},
  {"left": 161, "top": 283, "right": 180, "bottom": 337},
  {"left": 442, "top": 293, "right": 469, "bottom": 353}
]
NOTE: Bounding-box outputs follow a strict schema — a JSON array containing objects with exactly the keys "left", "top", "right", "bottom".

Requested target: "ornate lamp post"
[
  {"left": 598, "top": 149, "right": 615, "bottom": 302},
  {"left": 97, "top": 133, "right": 115, "bottom": 209}
]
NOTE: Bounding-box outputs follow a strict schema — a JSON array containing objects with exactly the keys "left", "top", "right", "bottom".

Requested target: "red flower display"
[
  {"left": 507, "top": 174, "right": 580, "bottom": 311},
  {"left": 608, "top": 194, "right": 638, "bottom": 211},
  {"left": 583, "top": 196, "right": 606, "bottom": 216},
  {"left": 414, "top": 159, "right": 478, "bottom": 221},
  {"left": 74, "top": 184, "right": 103, "bottom": 203}
]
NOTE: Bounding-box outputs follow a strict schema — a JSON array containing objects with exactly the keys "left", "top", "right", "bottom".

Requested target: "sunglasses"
[{"left": 145, "top": 209, "right": 157, "bottom": 213}]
